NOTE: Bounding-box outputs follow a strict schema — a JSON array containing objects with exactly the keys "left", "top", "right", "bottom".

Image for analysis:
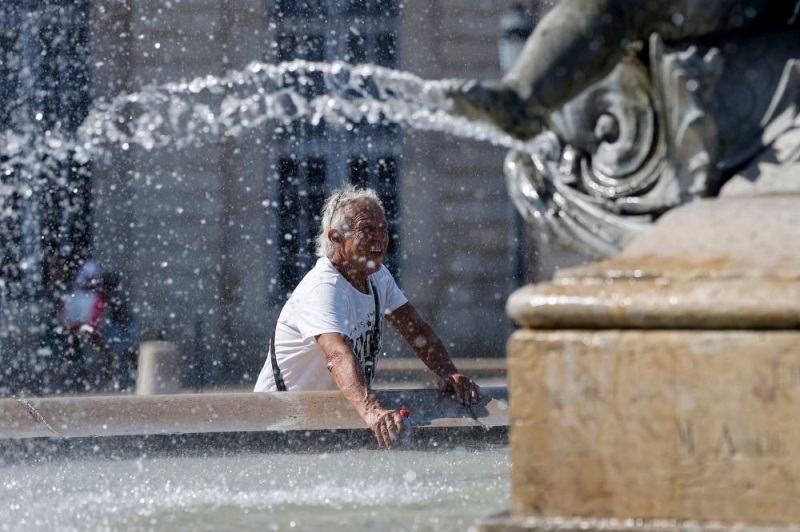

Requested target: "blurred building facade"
[
  {"left": 0, "top": 0, "right": 95, "bottom": 392},
  {"left": 2, "top": 0, "right": 570, "bottom": 393}
]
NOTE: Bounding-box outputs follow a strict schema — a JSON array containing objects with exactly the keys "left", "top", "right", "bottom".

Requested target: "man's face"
[{"left": 341, "top": 200, "right": 390, "bottom": 275}]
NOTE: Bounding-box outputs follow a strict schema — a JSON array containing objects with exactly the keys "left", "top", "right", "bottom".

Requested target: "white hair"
[{"left": 315, "top": 185, "right": 385, "bottom": 258}]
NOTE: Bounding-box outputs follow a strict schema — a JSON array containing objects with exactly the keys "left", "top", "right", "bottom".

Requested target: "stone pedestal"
[
  {"left": 136, "top": 341, "right": 181, "bottom": 395},
  {"left": 484, "top": 194, "right": 800, "bottom": 530}
]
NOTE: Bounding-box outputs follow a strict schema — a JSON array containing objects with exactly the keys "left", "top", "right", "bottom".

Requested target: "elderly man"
[{"left": 255, "top": 185, "right": 482, "bottom": 448}]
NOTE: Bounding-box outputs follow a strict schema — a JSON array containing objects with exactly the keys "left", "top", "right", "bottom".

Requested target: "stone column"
[{"left": 483, "top": 194, "right": 800, "bottom": 530}]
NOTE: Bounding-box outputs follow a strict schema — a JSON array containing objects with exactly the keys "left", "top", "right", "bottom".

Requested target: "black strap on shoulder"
[
  {"left": 364, "top": 279, "right": 381, "bottom": 384},
  {"left": 269, "top": 334, "right": 287, "bottom": 391}
]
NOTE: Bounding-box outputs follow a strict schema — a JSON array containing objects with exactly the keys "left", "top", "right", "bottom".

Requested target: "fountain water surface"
[{"left": 1, "top": 445, "right": 509, "bottom": 532}]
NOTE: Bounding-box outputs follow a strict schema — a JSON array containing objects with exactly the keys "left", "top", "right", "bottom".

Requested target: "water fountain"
[
  {"left": 2, "top": 0, "right": 800, "bottom": 530},
  {"left": 454, "top": 1, "right": 800, "bottom": 530}
]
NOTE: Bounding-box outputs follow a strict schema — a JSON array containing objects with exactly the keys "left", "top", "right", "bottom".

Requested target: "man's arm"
[
  {"left": 386, "top": 302, "right": 481, "bottom": 406},
  {"left": 315, "top": 332, "right": 406, "bottom": 448}
]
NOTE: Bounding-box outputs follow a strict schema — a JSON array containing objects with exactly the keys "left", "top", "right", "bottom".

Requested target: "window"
[
  {"left": 376, "top": 156, "right": 400, "bottom": 276},
  {"left": 276, "top": 34, "right": 297, "bottom": 63},
  {"left": 345, "top": 0, "right": 399, "bottom": 16},
  {"left": 0, "top": 5, "right": 22, "bottom": 297},
  {"left": 0, "top": 31, "right": 19, "bottom": 128},
  {"left": 268, "top": 0, "right": 402, "bottom": 298},
  {"left": 0, "top": 191, "right": 23, "bottom": 298},
  {"left": 277, "top": 0, "right": 329, "bottom": 17},
  {"left": 346, "top": 30, "right": 397, "bottom": 68},
  {"left": 277, "top": 158, "right": 300, "bottom": 292},
  {"left": 375, "top": 32, "right": 397, "bottom": 68},
  {"left": 348, "top": 157, "right": 369, "bottom": 189},
  {"left": 275, "top": 32, "right": 326, "bottom": 140},
  {"left": 346, "top": 33, "right": 367, "bottom": 64},
  {"left": 277, "top": 157, "right": 328, "bottom": 295},
  {"left": 0, "top": 0, "right": 93, "bottom": 300}
]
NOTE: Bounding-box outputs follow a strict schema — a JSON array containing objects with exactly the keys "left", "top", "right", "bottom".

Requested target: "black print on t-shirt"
[{"left": 350, "top": 311, "right": 381, "bottom": 384}]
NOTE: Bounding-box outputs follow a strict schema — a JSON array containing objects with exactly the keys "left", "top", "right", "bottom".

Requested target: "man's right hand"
[
  {"left": 366, "top": 408, "right": 407, "bottom": 448},
  {"left": 317, "top": 333, "right": 408, "bottom": 448}
]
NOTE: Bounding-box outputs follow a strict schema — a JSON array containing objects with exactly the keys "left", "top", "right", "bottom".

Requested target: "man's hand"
[
  {"left": 365, "top": 408, "right": 407, "bottom": 448},
  {"left": 317, "top": 333, "right": 410, "bottom": 449},
  {"left": 388, "top": 303, "right": 483, "bottom": 408},
  {"left": 439, "top": 373, "right": 482, "bottom": 407}
]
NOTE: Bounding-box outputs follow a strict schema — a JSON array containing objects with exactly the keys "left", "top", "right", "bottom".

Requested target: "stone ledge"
[
  {"left": 506, "top": 278, "right": 800, "bottom": 330},
  {"left": 0, "top": 387, "right": 509, "bottom": 440},
  {"left": 0, "top": 425, "right": 509, "bottom": 464},
  {"left": 507, "top": 195, "right": 800, "bottom": 330}
]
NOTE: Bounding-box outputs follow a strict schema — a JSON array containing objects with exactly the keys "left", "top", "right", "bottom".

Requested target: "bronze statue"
[{"left": 449, "top": 0, "right": 800, "bottom": 257}]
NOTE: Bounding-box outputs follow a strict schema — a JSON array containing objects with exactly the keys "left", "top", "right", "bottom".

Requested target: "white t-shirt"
[{"left": 254, "top": 257, "right": 408, "bottom": 391}]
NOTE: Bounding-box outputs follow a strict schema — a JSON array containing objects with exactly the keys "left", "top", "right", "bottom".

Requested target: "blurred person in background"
[
  {"left": 100, "top": 272, "right": 138, "bottom": 392},
  {"left": 56, "top": 259, "right": 110, "bottom": 392}
]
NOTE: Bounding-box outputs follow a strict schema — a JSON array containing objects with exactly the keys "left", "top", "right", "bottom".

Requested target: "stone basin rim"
[{"left": 0, "top": 387, "right": 509, "bottom": 440}]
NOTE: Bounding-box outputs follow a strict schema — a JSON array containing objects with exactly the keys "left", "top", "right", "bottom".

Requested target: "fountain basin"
[
  {"left": 1, "top": 388, "right": 509, "bottom": 531},
  {"left": 2, "top": 426, "right": 509, "bottom": 532},
  {"left": 1, "top": 387, "right": 508, "bottom": 459}
]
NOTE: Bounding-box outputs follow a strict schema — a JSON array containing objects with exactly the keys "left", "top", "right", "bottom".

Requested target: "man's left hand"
[{"left": 439, "top": 373, "right": 481, "bottom": 407}]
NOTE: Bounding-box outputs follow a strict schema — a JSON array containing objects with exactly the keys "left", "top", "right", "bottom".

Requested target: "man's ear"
[{"left": 328, "top": 228, "right": 342, "bottom": 245}]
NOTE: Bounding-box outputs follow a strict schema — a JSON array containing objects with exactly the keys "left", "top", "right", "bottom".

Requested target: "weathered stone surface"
[
  {"left": 0, "top": 387, "right": 508, "bottom": 440},
  {"left": 498, "top": 193, "right": 800, "bottom": 529},
  {"left": 507, "top": 195, "right": 800, "bottom": 330},
  {"left": 507, "top": 329, "right": 800, "bottom": 526},
  {"left": 506, "top": 278, "right": 800, "bottom": 330}
]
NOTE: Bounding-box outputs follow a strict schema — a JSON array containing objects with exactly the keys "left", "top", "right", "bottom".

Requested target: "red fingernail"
[{"left": 399, "top": 408, "right": 411, "bottom": 418}]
